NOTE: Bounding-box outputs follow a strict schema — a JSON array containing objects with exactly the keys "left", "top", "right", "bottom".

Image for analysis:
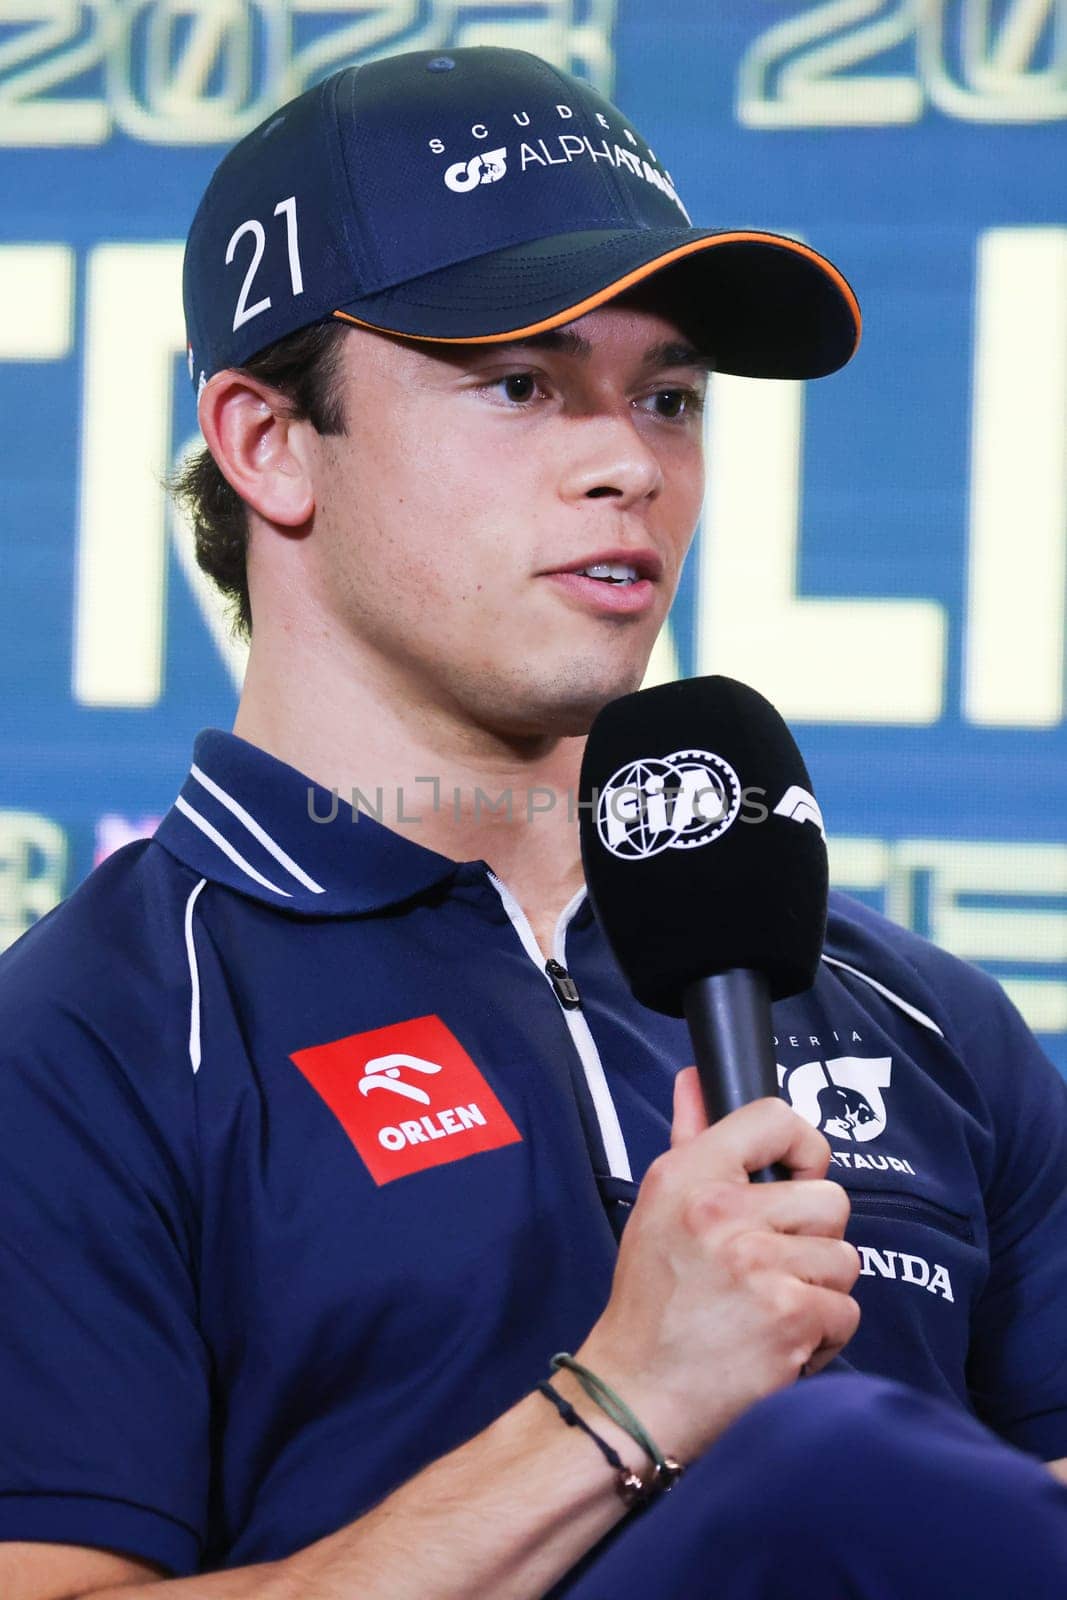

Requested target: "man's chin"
[{"left": 495, "top": 660, "right": 649, "bottom": 739}]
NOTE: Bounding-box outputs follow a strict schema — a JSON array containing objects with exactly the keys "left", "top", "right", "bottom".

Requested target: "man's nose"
[{"left": 558, "top": 417, "right": 664, "bottom": 507}]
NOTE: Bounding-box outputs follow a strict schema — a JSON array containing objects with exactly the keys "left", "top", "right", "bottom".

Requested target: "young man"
[{"left": 3, "top": 45, "right": 1067, "bottom": 1600}]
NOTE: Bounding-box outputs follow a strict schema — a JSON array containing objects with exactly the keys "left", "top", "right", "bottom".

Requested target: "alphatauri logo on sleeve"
[{"left": 290, "top": 1015, "right": 522, "bottom": 1184}]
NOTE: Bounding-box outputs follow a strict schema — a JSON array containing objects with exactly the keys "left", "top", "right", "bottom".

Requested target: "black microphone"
[{"left": 578, "top": 675, "right": 828, "bottom": 1182}]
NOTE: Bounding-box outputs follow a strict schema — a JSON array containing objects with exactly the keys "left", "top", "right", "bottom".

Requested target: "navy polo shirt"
[{"left": 2, "top": 728, "right": 1067, "bottom": 1574}]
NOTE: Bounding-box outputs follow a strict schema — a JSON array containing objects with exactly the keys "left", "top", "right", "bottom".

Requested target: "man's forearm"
[{"left": 82, "top": 1375, "right": 641, "bottom": 1600}]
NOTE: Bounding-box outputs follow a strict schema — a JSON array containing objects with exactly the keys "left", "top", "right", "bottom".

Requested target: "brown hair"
[{"left": 168, "top": 319, "right": 351, "bottom": 642}]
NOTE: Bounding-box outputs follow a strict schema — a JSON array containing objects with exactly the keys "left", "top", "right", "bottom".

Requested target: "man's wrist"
[{"left": 545, "top": 1365, "right": 653, "bottom": 1482}]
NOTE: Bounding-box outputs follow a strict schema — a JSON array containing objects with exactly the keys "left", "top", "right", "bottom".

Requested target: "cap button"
[{"left": 426, "top": 56, "right": 455, "bottom": 71}]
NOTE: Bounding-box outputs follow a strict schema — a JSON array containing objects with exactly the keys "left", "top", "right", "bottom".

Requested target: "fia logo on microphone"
[{"left": 596, "top": 749, "right": 742, "bottom": 859}]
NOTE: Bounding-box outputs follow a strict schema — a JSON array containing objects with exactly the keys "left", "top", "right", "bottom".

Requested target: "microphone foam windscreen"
[{"left": 578, "top": 675, "right": 828, "bottom": 1016}]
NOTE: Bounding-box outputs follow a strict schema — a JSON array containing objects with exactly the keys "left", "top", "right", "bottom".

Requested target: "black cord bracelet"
[
  {"left": 537, "top": 1380, "right": 627, "bottom": 1474},
  {"left": 536, "top": 1380, "right": 649, "bottom": 1505}
]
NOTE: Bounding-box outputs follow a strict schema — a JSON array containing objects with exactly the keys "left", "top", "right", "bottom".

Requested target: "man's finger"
[
  {"left": 670, "top": 1066, "right": 709, "bottom": 1148},
  {"left": 798, "top": 1285, "right": 862, "bottom": 1373},
  {"left": 767, "top": 1233, "right": 861, "bottom": 1293},
  {"left": 756, "top": 1178, "right": 853, "bottom": 1241},
  {"left": 679, "top": 1096, "right": 832, "bottom": 1183}
]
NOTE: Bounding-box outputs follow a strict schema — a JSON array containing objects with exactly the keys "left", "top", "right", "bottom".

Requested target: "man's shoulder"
[
  {"left": 824, "top": 888, "right": 966, "bottom": 982},
  {"left": 824, "top": 888, "right": 1036, "bottom": 1057},
  {"left": 0, "top": 836, "right": 207, "bottom": 1046}
]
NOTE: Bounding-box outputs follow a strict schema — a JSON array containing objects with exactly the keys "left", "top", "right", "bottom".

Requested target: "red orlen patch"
[{"left": 290, "top": 1014, "right": 522, "bottom": 1185}]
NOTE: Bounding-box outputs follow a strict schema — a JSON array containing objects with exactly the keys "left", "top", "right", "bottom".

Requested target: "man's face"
[{"left": 304, "top": 289, "right": 708, "bottom": 740}]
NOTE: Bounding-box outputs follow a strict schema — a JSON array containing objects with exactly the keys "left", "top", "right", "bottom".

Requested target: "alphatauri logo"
[
  {"left": 779, "top": 1055, "right": 893, "bottom": 1142},
  {"left": 444, "top": 147, "right": 508, "bottom": 192},
  {"left": 290, "top": 1015, "right": 522, "bottom": 1184},
  {"left": 596, "top": 750, "right": 742, "bottom": 859}
]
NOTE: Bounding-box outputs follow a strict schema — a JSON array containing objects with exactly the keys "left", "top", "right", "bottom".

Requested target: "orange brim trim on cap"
[{"left": 331, "top": 230, "right": 861, "bottom": 356}]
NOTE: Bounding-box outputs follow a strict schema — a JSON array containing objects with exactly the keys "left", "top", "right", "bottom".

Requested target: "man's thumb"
[{"left": 671, "top": 1065, "right": 710, "bottom": 1147}]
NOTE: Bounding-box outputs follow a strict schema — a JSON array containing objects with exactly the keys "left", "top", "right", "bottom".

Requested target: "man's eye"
[
  {"left": 645, "top": 388, "right": 702, "bottom": 420},
  {"left": 498, "top": 372, "right": 539, "bottom": 403}
]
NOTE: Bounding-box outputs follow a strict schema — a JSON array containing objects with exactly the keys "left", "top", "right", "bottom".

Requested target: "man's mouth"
[
  {"left": 571, "top": 562, "right": 641, "bottom": 586},
  {"left": 546, "top": 548, "right": 663, "bottom": 585},
  {"left": 542, "top": 559, "right": 659, "bottom": 617}
]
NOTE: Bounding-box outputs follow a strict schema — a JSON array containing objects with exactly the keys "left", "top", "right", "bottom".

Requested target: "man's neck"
[{"left": 233, "top": 624, "right": 588, "bottom": 943}]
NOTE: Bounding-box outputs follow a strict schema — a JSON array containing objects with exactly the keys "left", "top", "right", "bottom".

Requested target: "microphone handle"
[{"left": 682, "top": 969, "right": 786, "bottom": 1183}]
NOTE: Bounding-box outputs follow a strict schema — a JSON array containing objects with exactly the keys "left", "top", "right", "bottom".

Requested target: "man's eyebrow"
[
  {"left": 499, "top": 329, "right": 588, "bottom": 357},
  {"left": 641, "top": 340, "right": 714, "bottom": 373},
  {"left": 487, "top": 330, "right": 713, "bottom": 369}
]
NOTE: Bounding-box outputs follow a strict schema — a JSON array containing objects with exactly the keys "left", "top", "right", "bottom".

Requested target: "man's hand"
[{"left": 576, "top": 1067, "right": 861, "bottom": 1464}]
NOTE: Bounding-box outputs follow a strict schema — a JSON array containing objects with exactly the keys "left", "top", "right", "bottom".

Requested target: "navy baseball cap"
[{"left": 183, "top": 46, "right": 861, "bottom": 395}]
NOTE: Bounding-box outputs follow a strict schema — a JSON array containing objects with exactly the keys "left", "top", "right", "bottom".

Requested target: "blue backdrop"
[{"left": 3, "top": 1, "right": 1066, "bottom": 1063}]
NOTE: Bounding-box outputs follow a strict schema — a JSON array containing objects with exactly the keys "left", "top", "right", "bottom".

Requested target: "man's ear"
[{"left": 198, "top": 370, "right": 315, "bottom": 528}]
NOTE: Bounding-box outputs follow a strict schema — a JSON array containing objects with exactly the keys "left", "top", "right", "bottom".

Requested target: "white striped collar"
[{"left": 154, "top": 729, "right": 459, "bottom": 914}]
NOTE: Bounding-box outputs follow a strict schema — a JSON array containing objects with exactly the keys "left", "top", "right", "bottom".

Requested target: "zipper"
[
  {"left": 486, "top": 871, "right": 633, "bottom": 1183},
  {"left": 847, "top": 1190, "right": 975, "bottom": 1246},
  {"left": 545, "top": 958, "right": 581, "bottom": 1008}
]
